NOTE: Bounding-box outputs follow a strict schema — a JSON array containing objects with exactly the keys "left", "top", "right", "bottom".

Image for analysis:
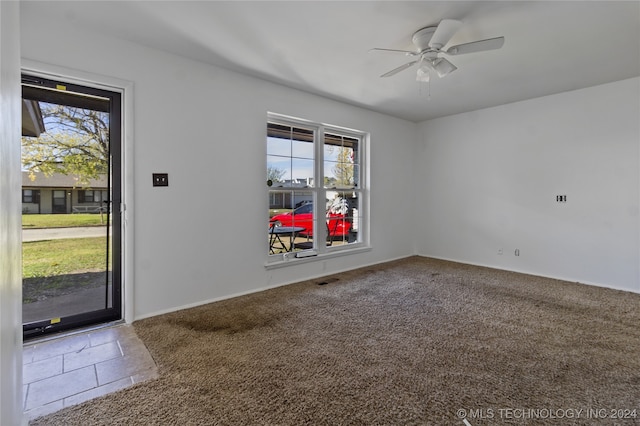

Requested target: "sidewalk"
[{"left": 23, "top": 226, "right": 109, "bottom": 242}]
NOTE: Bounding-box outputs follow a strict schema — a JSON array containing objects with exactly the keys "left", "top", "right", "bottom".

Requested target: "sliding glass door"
[{"left": 21, "top": 74, "right": 122, "bottom": 338}]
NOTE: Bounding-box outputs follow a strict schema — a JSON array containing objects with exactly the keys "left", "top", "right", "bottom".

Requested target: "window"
[
  {"left": 22, "top": 189, "right": 39, "bottom": 203},
  {"left": 78, "top": 190, "right": 106, "bottom": 203},
  {"left": 79, "top": 190, "right": 92, "bottom": 203},
  {"left": 267, "top": 114, "right": 366, "bottom": 260}
]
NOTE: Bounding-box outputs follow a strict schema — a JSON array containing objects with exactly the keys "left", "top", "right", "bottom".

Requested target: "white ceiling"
[{"left": 22, "top": 1, "right": 640, "bottom": 122}]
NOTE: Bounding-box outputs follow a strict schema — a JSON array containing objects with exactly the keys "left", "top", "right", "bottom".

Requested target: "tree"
[
  {"left": 324, "top": 176, "right": 337, "bottom": 187},
  {"left": 332, "top": 147, "right": 355, "bottom": 188},
  {"left": 22, "top": 103, "right": 109, "bottom": 186},
  {"left": 267, "top": 165, "right": 286, "bottom": 183}
]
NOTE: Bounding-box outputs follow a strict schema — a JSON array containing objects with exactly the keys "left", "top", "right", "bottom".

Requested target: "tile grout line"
[
  {"left": 93, "top": 363, "right": 99, "bottom": 392},
  {"left": 23, "top": 383, "right": 29, "bottom": 412},
  {"left": 116, "top": 339, "right": 124, "bottom": 357},
  {"left": 62, "top": 351, "right": 68, "bottom": 374}
]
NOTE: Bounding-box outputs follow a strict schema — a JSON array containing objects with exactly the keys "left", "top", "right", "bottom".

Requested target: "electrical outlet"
[
  {"left": 152, "top": 173, "right": 169, "bottom": 187},
  {"left": 497, "top": 248, "right": 503, "bottom": 255},
  {"left": 515, "top": 249, "right": 520, "bottom": 256}
]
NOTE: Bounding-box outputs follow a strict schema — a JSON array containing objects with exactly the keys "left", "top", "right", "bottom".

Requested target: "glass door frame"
[{"left": 21, "top": 73, "right": 123, "bottom": 338}]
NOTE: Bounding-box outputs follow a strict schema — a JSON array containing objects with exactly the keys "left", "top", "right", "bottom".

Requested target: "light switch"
[{"left": 152, "top": 173, "right": 169, "bottom": 187}]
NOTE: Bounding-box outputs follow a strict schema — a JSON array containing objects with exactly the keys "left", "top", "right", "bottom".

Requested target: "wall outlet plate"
[{"left": 152, "top": 173, "right": 168, "bottom": 187}]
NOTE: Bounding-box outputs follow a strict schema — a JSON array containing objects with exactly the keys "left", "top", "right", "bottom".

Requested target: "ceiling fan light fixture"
[
  {"left": 433, "top": 58, "right": 457, "bottom": 78},
  {"left": 416, "top": 67, "right": 430, "bottom": 82},
  {"left": 416, "top": 59, "right": 433, "bottom": 82}
]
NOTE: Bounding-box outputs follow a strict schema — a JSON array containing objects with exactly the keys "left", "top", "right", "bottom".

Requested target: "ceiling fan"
[{"left": 371, "top": 19, "right": 505, "bottom": 82}]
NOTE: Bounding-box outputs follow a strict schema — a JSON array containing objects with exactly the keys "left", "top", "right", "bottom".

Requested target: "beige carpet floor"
[{"left": 31, "top": 257, "right": 640, "bottom": 425}]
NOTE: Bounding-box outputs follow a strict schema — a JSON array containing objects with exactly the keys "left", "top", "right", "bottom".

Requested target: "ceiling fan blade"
[
  {"left": 445, "top": 36, "right": 505, "bottom": 55},
  {"left": 369, "top": 48, "right": 418, "bottom": 56},
  {"left": 429, "top": 19, "right": 462, "bottom": 50},
  {"left": 380, "top": 60, "right": 418, "bottom": 78}
]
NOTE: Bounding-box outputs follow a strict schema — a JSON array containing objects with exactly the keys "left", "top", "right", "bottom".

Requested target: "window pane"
[
  {"left": 324, "top": 159, "right": 357, "bottom": 188},
  {"left": 268, "top": 190, "right": 291, "bottom": 211},
  {"left": 324, "top": 134, "right": 358, "bottom": 189},
  {"left": 268, "top": 190, "right": 315, "bottom": 255},
  {"left": 291, "top": 158, "right": 314, "bottom": 187},
  {"left": 267, "top": 136, "right": 290, "bottom": 157},
  {"left": 292, "top": 139, "right": 313, "bottom": 159},
  {"left": 327, "top": 191, "right": 360, "bottom": 246},
  {"left": 267, "top": 123, "right": 315, "bottom": 189},
  {"left": 267, "top": 154, "right": 291, "bottom": 186},
  {"left": 267, "top": 123, "right": 313, "bottom": 142}
]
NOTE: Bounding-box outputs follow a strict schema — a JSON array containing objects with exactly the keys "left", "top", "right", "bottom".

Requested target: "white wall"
[
  {"left": 415, "top": 77, "right": 640, "bottom": 292},
  {"left": 0, "top": 2, "right": 23, "bottom": 424},
  {"left": 20, "top": 11, "right": 417, "bottom": 320},
  {"left": 18, "top": 1, "right": 639, "bottom": 330}
]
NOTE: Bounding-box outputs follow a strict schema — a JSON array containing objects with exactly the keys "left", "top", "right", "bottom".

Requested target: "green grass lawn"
[
  {"left": 22, "top": 213, "right": 107, "bottom": 229},
  {"left": 23, "top": 237, "right": 110, "bottom": 303},
  {"left": 23, "top": 237, "right": 108, "bottom": 278},
  {"left": 22, "top": 215, "right": 110, "bottom": 303}
]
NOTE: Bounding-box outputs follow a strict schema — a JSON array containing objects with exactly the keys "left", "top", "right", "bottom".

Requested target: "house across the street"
[{"left": 22, "top": 171, "right": 108, "bottom": 214}]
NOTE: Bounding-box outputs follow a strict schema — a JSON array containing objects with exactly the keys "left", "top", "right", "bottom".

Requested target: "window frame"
[
  {"left": 266, "top": 113, "right": 369, "bottom": 266},
  {"left": 22, "top": 189, "right": 38, "bottom": 203},
  {"left": 79, "top": 190, "right": 90, "bottom": 203},
  {"left": 78, "top": 189, "right": 100, "bottom": 203}
]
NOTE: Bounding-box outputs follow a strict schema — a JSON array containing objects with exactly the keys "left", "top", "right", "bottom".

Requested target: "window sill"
[{"left": 264, "top": 246, "right": 371, "bottom": 270}]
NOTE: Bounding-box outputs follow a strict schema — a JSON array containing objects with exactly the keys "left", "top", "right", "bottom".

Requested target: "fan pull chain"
[{"left": 418, "top": 79, "right": 431, "bottom": 100}]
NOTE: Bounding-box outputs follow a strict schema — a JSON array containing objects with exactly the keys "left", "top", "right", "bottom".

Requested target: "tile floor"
[{"left": 23, "top": 324, "right": 158, "bottom": 422}]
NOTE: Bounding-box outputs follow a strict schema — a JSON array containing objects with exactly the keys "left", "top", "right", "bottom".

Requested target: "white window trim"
[{"left": 266, "top": 112, "right": 369, "bottom": 267}]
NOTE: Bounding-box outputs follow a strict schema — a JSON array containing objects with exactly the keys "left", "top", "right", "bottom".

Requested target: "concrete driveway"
[{"left": 23, "top": 226, "right": 109, "bottom": 242}]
